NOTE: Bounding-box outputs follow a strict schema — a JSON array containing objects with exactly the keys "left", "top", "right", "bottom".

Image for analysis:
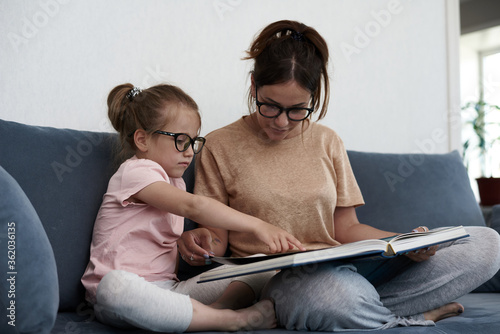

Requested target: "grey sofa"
[{"left": 1, "top": 118, "right": 500, "bottom": 334}]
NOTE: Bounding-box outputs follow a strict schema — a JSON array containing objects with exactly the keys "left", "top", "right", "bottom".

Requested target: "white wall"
[{"left": 0, "top": 0, "right": 460, "bottom": 154}]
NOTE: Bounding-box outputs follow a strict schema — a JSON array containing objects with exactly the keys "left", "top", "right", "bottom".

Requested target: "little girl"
[{"left": 81, "top": 83, "right": 305, "bottom": 332}]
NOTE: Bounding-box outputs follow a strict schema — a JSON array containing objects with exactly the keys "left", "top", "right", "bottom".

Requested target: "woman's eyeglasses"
[
  {"left": 154, "top": 131, "right": 206, "bottom": 154},
  {"left": 255, "top": 86, "right": 314, "bottom": 122}
]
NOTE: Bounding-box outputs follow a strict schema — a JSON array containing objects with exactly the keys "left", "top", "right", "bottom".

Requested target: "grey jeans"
[{"left": 262, "top": 226, "right": 500, "bottom": 331}]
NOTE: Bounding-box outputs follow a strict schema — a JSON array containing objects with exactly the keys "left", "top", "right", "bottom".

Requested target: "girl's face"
[
  {"left": 251, "top": 80, "right": 313, "bottom": 141},
  {"left": 138, "top": 104, "right": 201, "bottom": 178}
]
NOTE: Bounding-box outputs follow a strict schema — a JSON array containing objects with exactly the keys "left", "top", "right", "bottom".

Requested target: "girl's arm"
[{"left": 133, "top": 181, "right": 305, "bottom": 254}]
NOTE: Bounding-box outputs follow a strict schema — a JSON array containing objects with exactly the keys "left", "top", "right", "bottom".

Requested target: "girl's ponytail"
[
  {"left": 107, "top": 83, "right": 138, "bottom": 162},
  {"left": 107, "top": 83, "right": 134, "bottom": 134}
]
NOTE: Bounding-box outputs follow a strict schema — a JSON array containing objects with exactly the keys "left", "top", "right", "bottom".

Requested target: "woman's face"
[{"left": 252, "top": 80, "right": 313, "bottom": 141}]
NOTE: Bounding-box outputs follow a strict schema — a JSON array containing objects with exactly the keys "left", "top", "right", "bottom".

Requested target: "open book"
[{"left": 198, "top": 226, "right": 469, "bottom": 283}]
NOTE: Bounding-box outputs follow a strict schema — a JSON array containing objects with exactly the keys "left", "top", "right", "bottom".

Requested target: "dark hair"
[
  {"left": 245, "top": 20, "right": 330, "bottom": 120},
  {"left": 107, "top": 83, "right": 200, "bottom": 162}
]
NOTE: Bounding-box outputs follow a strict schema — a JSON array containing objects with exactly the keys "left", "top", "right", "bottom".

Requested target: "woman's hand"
[
  {"left": 178, "top": 228, "right": 219, "bottom": 266},
  {"left": 405, "top": 226, "right": 437, "bottom": 262},
  {"left": 253, "top": 221, "right": 306, "bottom": 254},
  {"left": 405, "top": 245, "right": 438, "bottom": 262}
]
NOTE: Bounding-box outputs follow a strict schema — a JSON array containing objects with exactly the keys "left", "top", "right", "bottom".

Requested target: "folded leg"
[{"left": 262, "top": 262, "right": 432, "bottom": 331}]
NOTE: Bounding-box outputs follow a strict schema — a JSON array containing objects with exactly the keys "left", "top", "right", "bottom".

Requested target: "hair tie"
[
  {"left": 291, "top": 30, "right": 304, "bottom": 41},
  {"left": 126, "top": 87, "right": 142, "bottom": 101}
]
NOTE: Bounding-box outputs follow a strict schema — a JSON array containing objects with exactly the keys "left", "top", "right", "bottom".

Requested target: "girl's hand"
[
  {"left": 405, "top": 225, "right": 437, "bottom": 262},
  {"left": 254, "top": 221, "right": 306, "bottom": 253}
]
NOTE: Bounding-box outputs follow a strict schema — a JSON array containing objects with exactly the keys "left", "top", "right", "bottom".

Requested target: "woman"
[{"left": 178, "top": 19, "right": 500, "bottom": 331}]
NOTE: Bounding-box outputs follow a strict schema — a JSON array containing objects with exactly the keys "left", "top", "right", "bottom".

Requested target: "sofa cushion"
[
  {"left": 348, "top": 151, "right": 500, "bottom": 292},
  {"left": 0, "top": 119, "right": 117, "bottom": 311},
  {"left": 348, "top": 150, "right": 485, "bottom": 232},
  {"left": 0, "top": 166, "right": 59, "bottom": 334}
]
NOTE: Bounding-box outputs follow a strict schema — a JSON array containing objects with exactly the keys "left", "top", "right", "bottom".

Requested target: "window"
[
  {"left": 460, "top": 27, "right": 500, "bottom": 188},
  {"left": 480, "top": 50, "right": 500, "bottom": 106},
  {"left": 478, "top": 50, "right": 500, "bottom": 178}
]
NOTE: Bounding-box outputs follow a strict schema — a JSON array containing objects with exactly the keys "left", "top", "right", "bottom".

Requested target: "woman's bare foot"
[{"left": 424, "top": 302, "right": 464, "bottom": 322}]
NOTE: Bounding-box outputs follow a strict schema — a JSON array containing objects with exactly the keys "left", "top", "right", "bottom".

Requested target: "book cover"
[{"left": 198, "top": 226, "right": 469, "bottom": 283}]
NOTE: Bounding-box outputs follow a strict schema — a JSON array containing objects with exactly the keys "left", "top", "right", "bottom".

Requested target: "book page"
[{"left": 388, "top": 226, "right": 468, "bottom": 255}]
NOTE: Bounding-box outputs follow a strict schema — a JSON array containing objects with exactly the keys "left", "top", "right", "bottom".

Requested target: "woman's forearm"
[{"left": 334, "top": 206, "right": 397, "bottom": 244}]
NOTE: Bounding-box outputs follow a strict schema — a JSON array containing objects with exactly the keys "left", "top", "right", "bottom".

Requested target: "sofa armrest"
[
  {"left": 490, "top": 204, "right": 500, "bottom": 231},
  {"left": 474, "top": 204, "right": 500, "bottom": 292},
  {"left": 0, "top": 166, "right": 59, "bottom": 334}
]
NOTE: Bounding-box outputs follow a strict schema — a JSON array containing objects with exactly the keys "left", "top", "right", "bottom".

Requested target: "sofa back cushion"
[
  {"left": 0, "top": 119, "right": 117, "bottom": 312},
  {"left": 347, "top": 150, "right": 485, "bottom": 232}
]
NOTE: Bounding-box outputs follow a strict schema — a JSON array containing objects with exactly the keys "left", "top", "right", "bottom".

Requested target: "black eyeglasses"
[
  {"left": 154, "top": 131, "right": 206, "bottom": 154},
  {"left": 255, "top": 86, "right": 314, "bottom": 122}
]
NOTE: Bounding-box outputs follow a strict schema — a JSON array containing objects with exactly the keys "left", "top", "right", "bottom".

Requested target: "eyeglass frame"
[
  {"left": 153, "top": 130, "right": 206, "bottom": 154},
  {"left": 255, "top": 86, "right": 315, "bottom": 122}
]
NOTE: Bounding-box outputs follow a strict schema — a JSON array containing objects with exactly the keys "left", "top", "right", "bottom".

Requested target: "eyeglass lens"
[
  {"left": 259, "top": 104, "right": 310, "bottom": 121},
  {"left": 255, "top": 86, "right": 312, "bottom": 121},
  {"left": 175, "top": 134, "right": 204, "bottom": 153}
]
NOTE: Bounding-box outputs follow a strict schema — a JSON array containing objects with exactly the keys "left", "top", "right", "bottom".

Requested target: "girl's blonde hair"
[{"left": 107, "top": 83, "right": 200, "bottom": 163}]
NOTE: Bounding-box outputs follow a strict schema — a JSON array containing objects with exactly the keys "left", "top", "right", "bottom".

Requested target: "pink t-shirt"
[{"left": 81, "top": 156, "right": 185, "bottom": 303}]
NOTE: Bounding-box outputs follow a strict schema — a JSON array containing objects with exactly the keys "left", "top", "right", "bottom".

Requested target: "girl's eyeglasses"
[{"left": 154, "top": 130, "right": 206, "bottom": 154}]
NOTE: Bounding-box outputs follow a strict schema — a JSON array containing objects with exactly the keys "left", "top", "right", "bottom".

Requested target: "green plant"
[{"left": 462, "top": 100, "right": 500, "bottom": 177}]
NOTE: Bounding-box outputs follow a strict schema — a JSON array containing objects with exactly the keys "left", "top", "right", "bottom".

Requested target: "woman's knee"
[
  {"left": 465, "top": 227, "right": 500, "bottom": 275},
  {"left": 262, "top": 263, "right": 382, "bottom": 330}
]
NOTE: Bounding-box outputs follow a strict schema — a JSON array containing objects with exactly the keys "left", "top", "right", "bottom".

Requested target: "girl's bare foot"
[
  {"left": 424, "top": 302, "right": 464, "bottom": 322},
  {"left": 187, "top": 298, "right": 277, "bottom": 332},
  {"left": 234, "top": 299, "right": 277, "bottom": 330}
]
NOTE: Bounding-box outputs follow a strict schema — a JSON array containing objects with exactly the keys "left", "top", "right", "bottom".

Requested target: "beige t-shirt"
[{"left": 195, "top": 117, "right": 364, "bottom": 257}]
